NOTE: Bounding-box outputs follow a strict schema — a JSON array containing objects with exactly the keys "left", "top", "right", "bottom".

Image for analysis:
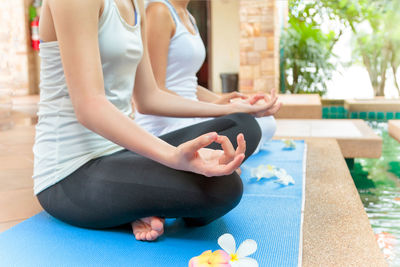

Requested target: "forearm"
[
  {"left": 138, "top": 88, "right": 231, "bottom": 117},
  {"left": 196, "top": 86, "right": 221, "bottom": 103},
  {"left": 77, "top": 95, "right": 176, "bottom": 166}
]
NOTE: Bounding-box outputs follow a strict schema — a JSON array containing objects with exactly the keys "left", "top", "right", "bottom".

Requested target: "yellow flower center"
[
  {"left": 267, "top": 165, "right": 274, "bottom": 171},
  {"left": 230, "top": 253, "right": 239, "bottom": 262}
]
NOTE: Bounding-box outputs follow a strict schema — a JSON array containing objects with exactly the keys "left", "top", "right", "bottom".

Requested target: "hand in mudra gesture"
[
  {"left": 173, "top": 132, "right": 246, "bottom": 177},
  {"left": 228, "top": 89, "right": 282, "bottom": 118}
]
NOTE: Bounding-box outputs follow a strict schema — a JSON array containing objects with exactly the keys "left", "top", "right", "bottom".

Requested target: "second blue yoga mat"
[{"left": 0, "top": 140, "right": 306, "bottom": 267}]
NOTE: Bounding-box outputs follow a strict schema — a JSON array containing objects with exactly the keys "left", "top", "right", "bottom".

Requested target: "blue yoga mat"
[{"left": 0, "top": 140, "right": 306, "bottom": 267}]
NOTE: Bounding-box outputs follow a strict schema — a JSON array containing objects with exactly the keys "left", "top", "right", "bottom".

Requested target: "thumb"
[
  {"left": 248, "top": 94, "right": 265, "bottom": 105},
  {"left": 183, "top": 132, "right": 218, "bottom": 155}
]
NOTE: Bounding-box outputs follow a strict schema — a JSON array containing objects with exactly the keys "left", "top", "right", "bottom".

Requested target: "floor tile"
[
  {"left": 0, "top": 219, "right": 24, "bottom": 233},
  {"left": 0, "top": 188, "right": 42, "bottom": 222}
]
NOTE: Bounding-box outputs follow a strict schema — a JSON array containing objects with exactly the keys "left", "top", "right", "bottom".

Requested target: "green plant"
[
  {"left": 282, "top": 0, "right": 400, "bottom": 97},
  {"left": 351, "top": 0, "right": 400, "bottom": 96},
  {"left": 281, "top": 0, "right": 365, "bottom": 95},
  {"left": 281, "top": 17, "right": 335, "bottom": 95}
]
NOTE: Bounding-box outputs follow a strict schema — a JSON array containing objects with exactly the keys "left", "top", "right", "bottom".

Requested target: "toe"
[
  {"left": 140, "top": 232, "right": 147, "bottom": 240},
  {"left": 150, "top": 217, "right": 164, "bottom": 232},
  {"left": 150, "top": 230, "right": 159, "bottom": 240}
]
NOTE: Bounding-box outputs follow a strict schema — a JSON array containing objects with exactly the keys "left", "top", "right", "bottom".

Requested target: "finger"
[
  {"left": 266, "top": 89, "right": 277, "bottom": 106},
  {"left": 270, "top": 88, "right": 276, "bottom": 98},
  {"left": 214, "top": 153, "right": 245, "bottom": 176},
  {"left": 263, "top": 94, "right": 278, "bottom": 109},
  {"left": 248, "top": 94, "right": 265, "bottom": 105},
  {"left": 231, "top": 92, "right": 248, "bottom": 100},
  {"left": 251, "top": 97, "right": 277, "bottom": 114},
  {"left": 215, "top": 135, "right": 235, "bottom": 162},
  {"left": 184, "top": 132, "right": 218, "bottom": 155},
  {"left": 235, "top": 133, "right": 246, "bottom": 156},
  {"left": 263, "top": 102, "right": 282, "bottom": 116},
  {"left": 224, "top": 92, "right": 247, "bottom": 103},
  {"left": 239, "top": 94, "right": 249, "bottom": 100}
]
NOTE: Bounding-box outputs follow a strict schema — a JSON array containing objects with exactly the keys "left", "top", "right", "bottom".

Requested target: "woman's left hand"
[
  {"left": 213, "top": 92, "right": 248, "bottom": 104},
  {"left": 172, "top": 132, "right": 246, "bottom": 177}
]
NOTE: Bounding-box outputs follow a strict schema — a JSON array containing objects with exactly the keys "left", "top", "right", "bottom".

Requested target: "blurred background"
[{"left": 0, "top": 0, "right": 399, "bottom": 265}]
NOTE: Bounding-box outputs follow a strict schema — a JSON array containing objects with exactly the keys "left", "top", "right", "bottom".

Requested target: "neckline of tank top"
[
  {"left": 164, "top": 0, "right": 199, "bottom": 36},
  {"left": 111, "top": 0, "right": 140, "bottom": 31},
  {"left": 39, "top": 0, "right": 140, "bottom": 46}
]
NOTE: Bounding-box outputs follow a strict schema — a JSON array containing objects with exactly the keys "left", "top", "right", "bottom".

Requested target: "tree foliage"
[
  {"left": 281, "top": 0, "right": 400, "bottom": 97},
  {"left": 281, "top": 0, "right": 364, "bottom": 95}
]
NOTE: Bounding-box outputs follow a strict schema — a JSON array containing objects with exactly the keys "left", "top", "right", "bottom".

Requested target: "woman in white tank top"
[
  {"left": 136, "top": 0, "right": 278, "bottom": 153},
  {"left": 35, "top": 0, "right": 280, "bottom": 242}
]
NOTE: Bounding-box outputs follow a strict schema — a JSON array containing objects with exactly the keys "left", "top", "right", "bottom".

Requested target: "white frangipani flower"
[
  {"left": 250, "top": 164, "right": 295, "bottom": 185},
  {"left": 274, "top": 168, "right": 295, "bottom": 185},
  {"left": 250, "top": 164, "right": 276, "bottom": 181},
  {"left": 218, "top": 233, "right": 258, "bottom": 267}
]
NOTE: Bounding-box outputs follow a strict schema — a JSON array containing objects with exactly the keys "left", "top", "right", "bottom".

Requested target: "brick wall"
[
  {"left": 0, "top": 0, "right": 29, "bottom": 94},
  {"left": 239, "top": 0, "right": 279, "bottom": 93}
]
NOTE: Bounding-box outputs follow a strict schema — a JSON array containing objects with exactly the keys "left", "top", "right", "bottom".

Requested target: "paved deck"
[
  {"left": 274, "top": 119, "right": 382, "bottom": 158},
  {"left": 303, "top": 139, "right": 386, "bottom": 266},
  {"left": 345, "top": 99, "right": 400, "bottom": 112},
  {"left": 389, "top": 120, "right": 400, "bottom": 143},
  {"left": 275, "top": 94, "right": 322, "bottom": 119}
]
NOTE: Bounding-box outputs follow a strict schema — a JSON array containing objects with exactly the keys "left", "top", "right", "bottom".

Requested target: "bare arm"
[
  {"left": 47, "top": 0, "right": 244, "bottom": 176},
  {"left": 197, "top": 85, "right": 252, "bottom": 104}
]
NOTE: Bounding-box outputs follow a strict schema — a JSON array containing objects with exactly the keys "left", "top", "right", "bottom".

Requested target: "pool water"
[{"left": 350, "top": 121, "right": 400, "bottom": 266}]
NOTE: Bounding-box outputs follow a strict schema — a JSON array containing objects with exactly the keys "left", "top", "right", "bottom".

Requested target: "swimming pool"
[{"left": 350, "top": 121, "right": 400, "bottom": 266}]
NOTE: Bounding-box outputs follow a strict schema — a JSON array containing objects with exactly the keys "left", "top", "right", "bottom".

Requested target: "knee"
[
  {"left": 209, "top": 172, "right": 243, "bottom": 213},
  {"left": 227, "top": 113, "right": 262, "bottom": 157},
  {"left": 258, "top": 116, "right": 276, "bottom": 142}
]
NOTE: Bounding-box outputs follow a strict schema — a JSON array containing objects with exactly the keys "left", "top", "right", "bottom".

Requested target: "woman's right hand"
[
  {"left": 170, "top": 132, "right": 246, "bottom": 177},
  {"left": 228, "top": 89, "right": 281, "bottom": 117}
]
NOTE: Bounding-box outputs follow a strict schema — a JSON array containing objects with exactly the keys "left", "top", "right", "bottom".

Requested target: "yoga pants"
[{"left": 37, "top": 113, "right": 261, "bottom": 229}]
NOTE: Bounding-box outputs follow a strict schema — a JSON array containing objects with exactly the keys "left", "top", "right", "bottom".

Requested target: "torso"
[
  {"left": 33, "top": 0, "right": 144, "bottom": 195},
  {"left": 134, "top": 0, "right": 207, "bottom": 136}
]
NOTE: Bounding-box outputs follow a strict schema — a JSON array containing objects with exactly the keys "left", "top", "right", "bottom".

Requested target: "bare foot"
[{"left": 131, "top": 216, "right": 165, "bottom": 241}]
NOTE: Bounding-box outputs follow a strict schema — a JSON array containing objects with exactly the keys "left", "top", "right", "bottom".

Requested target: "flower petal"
[
  {"left": 236, "top": 257, "right": 259, "bottom": 267},
  {"left": 210, "top": 250, "right": 230, "bottom": 264},
  {"left": 218, "top": 233, "right": 236, "bottom": 254},
  {"left": 236, "top": 239, "right": 257, "bottom": 257}
]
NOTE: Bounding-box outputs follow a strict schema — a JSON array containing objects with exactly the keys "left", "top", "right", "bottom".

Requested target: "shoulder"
[
  {"left": 48, "top": 0, "right": 102, "bottom": 10},
  {"left": 146, "top": 2, "right": 173, "bottom": 22},
  {"left": 47, "top": 0, "right": 102, "bottom": 17}
]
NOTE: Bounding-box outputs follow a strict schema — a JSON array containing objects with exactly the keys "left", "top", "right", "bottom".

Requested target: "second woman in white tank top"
[{"left": 136, "top": 0, "right": 278, "bottom": 152}]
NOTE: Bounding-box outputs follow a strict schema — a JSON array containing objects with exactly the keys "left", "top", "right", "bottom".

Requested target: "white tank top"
[
  {"left": 33, "top": 0, "right": 143, "bottom": 194},
  {"left": 134, "top": 0, "right": 206, "bottom": 136}
]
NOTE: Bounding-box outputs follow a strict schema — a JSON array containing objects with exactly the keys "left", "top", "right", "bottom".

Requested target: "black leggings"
[{"left": 37, "top": 113, "right": 261, "bottom": 229}]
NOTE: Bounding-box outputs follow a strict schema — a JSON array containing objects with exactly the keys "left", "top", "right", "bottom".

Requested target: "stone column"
[{"left": 239, "top": 0, "right": 280, "bottom": 93}]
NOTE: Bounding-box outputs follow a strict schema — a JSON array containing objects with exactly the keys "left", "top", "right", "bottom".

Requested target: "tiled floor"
[
  {"left": 0, "top": 96, "right": 42, "bottom": 233},
  {"left": 274, "top": 119, "right": 382, "bottom": 158}
]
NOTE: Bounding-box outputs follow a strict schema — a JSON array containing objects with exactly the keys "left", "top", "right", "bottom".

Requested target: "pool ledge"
[
  {"left": 274, "top": 119, "right": 382, "bottom": 158},
  {"left": 303, "top": 139, "right": 387, "bottom": 266},
  {"left": 388, "top": 120, "right": 400, "bottom": 143}
]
